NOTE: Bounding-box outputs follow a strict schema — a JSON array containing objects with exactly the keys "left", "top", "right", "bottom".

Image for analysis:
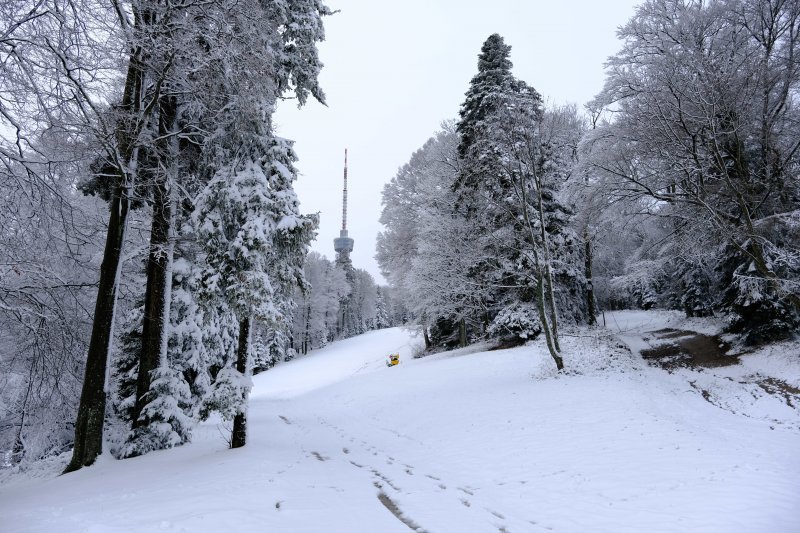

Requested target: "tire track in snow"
[
  {"left": 314, "top": 415, "right": 524, "bottom": 532},
  {"left": 377, "top": 490, "right": 428, "bottom": 533}
]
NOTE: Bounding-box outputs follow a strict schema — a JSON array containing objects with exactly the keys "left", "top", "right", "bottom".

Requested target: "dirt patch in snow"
[
  {"left": 758, "top": 378, "right": 800, "bottom": 409},
  {"left": 641, "top": 329, "right": 738, "bottom": 369},
  {"left": 642, "top": 330, "right": 800, "bottom": 410}
]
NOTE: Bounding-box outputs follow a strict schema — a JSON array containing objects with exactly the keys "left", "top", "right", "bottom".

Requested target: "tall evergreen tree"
[
  {"left": 453, "top": 34, "right": 583, "bottom": 368},
  {"left": 194, "top": 130, "right": 316, "bottom": 448},
  {"left": 119, "top": 0, "right": 329, "bottom": 456}
]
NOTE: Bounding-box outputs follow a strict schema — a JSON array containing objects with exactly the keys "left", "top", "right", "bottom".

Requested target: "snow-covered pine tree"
[
  {"left": 107, "top": 304, "right": 142, "bottom": 455},
  {"left": 122, "top": 0, "right": 329, "bottom": 456},
  {"left": 454, "top": 36, "right": 536, "bottom": 335},
  {"left": 253, "top": 283, "right": 301, "bottom": 373},
  {"left": 350, "top": 269, "right": 378, "bottom": 335},
  {"left": 375, "top": 287, "right": 391, "bottom": 329},
  {"left": 291, "top": 252, "right": 351, "bottom": 354},
  {"left": 118, "top": 228, "right": 226, "bottom": 457},
  {"left": 454, "top": 34, "right": 584, "bottom": 369},
  {"left": 194, "top": 128, "right": 316, "bottom": 448}
]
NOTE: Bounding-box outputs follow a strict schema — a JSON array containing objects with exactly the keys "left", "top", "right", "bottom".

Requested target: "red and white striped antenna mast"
[
  {"left": 342, "top": 148, "right": 348, "bottom": 232},
  {"left": 334, "top": 148, "right": 354, "bottom": 261}
]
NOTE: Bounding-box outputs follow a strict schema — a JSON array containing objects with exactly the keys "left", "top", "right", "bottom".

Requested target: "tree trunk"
[
  {"left": 536, "top": 185, "right": 560, "bottom": 352},
  {"left": 423, "top": 325, "right": 431, "bottom": 350},
  {"left": 132, "top": 174, "right": 173, "bottom": 427},
  {"left": 64, "top": 185, "right": 132, "bottom": 473},
  {"left": 64, "top": 4, "right": 149, "bottom": 475},
  {"left": 584, "top": 227, "right": 597, "bottom": 326},
  {"left": 132, "top": 96, "right": 176, "bottom": 428},
  {"left": 231, "top": 317, "right": 251, "bottom": 449},
  {"left": 458, "top": 317, "right": 467, "bottom": 348},
  {"left": 517, "top": 171, "right": 564, "bottom": 371},
  {"left": 304, "top": 301, "right": 311, "bottom": 355},
  {"left": 536, "top": 276, "right": 564, "bottom": 371}
]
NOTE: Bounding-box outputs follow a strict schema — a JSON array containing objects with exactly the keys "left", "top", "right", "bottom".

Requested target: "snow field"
[{"left": 1, "top": 320, "right": 798, "bottom": 532}]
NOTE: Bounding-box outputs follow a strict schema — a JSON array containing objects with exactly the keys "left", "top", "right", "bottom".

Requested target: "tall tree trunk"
[
  {"left": 518, "top": 173, "right": 564, "bottom": 371},
  {"left": 458, "top": 317, "right": 467, "bottom": 348},
  {"left": 64, "top": 44, "right": 145, "bottom": 473},
  {"left": 64, "top": 184, "right": 132, "bottom": 473},
  {"left": 231, "top": 317, "right": 251, "bottom": 449},
  {"left": 584, "top": 227, "right": 597, "bottom": 326},
  {"left": 131, "top": 173, "right": 173, "bottom": 426},
  {"left": 536, "top": 184, "right": 560, "bottom": 352},
  {"left": 132, "top": 96, "right": 176, "bottom": 428},
  {"left": 536, "top": 276, "right": 563, "bottom": 371},
  {"left": 304, "top": 301, "right": 311, "bottom": 355}
]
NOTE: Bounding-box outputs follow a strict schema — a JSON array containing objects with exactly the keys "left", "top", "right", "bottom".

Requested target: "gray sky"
[{"left": 274, "top": 0, "right": 642, "bottom": 284}]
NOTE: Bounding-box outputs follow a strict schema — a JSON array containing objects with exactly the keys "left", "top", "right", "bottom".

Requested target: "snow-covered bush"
[
  {"left": 200, "top": 368, "right": 253, "bottom": 422},
  {"left": 721, "top": 255, "right": 800, "bottom": 345},
  {"left": 677, "top": 264, "right": 715, "bottom": 318},
  {"left": 487, "top": 304, "right": 542, "bottom": 344},
  {"left": 121, "top": 367, "right": 194, "bottom": 458}
]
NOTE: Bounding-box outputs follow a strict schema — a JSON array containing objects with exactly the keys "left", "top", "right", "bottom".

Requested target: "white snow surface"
[{"left": 2, "top": 315, "right": 799, "bottom": 532}]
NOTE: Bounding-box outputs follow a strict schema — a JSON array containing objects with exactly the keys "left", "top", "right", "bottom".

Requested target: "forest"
[
  {"left": 0, "top": 0, "right": 798, "bottom": 518},
  {"left": 379, "top": 15, "right": 800, "bottom": 367}
]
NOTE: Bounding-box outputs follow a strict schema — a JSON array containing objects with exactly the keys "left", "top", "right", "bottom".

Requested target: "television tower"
[{"left": 333, "top": 149, "right": 354, "bottom": 267}]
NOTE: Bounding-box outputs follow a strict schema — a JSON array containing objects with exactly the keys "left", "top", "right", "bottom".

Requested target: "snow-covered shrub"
[
  {"left": 252, "top": 328, "right": 288, "bottom": 374},
  {"left": 200, "top": 367, "right": 252, "bottom": 422},
  {"left": 428, "top": 317, "right": 462, "bottom": 349},
  {"left": 677, "top": 264, "right": 715, "bottom": 318},
  {"left": 722, "top": 261, "right": 800, "bottom": 345},
  {"left": 487, "top": 303, "right": 542, "bottom": 344},
  {"left": 121, "top": 367, "right": 194, "bottom": 458},
  {"left": 717, "top": 212, "right": 800, "bottom": 345}
]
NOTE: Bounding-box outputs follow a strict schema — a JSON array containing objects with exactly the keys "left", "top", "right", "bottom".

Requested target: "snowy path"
[{"left": 1, "top": 322, "right": 799, "bottom": 532}]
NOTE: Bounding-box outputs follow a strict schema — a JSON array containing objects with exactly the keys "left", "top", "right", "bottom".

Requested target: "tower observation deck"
[{"left": 334, "top": 149, "right": 354, "bottom": 263}]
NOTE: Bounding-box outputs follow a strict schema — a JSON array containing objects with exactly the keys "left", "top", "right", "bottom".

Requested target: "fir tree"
[
  {"left": 194, "top": 130, "right": 316, "bottom": 448},
  {"left": 375, "top": 287, "right": 391, "bottom": 329},
  {"left": 454, "top": 34, "right": 583, "bottom": 368}
]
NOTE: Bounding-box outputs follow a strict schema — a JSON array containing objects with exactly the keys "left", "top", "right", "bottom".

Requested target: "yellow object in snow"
[{"left": 386, "top": 353, "right": 400, "bottom": 367}]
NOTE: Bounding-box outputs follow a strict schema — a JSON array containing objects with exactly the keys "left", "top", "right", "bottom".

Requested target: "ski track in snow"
[{"left": 1, "top": 319, "right": 799, "bottom": 532}]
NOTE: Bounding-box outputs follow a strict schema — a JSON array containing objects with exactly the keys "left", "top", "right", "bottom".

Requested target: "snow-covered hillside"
[{"left": 2, "top": 316, "right": 799, "bottom": 532}]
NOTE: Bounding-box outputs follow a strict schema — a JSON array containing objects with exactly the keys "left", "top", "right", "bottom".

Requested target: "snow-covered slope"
[{"left": 2, "top": 320, "right": 799, "bottom": 532}]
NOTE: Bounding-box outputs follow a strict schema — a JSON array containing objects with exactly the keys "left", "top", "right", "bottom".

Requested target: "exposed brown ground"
[
  {"left": 641, "top": 328, "right": 738, "bottom": 369},
  {"left": 641, "top": 328, "right": 800, "bottom": 409}
]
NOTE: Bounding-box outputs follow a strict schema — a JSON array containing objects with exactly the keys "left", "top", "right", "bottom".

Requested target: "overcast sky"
[{"left": 274, "top": 0, "right": 642, "bottom": 284}]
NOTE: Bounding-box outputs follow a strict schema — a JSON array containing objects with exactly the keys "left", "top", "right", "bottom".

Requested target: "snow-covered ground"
[{"left": 2, "top": 315, "right": 799, "bottom": 532}]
